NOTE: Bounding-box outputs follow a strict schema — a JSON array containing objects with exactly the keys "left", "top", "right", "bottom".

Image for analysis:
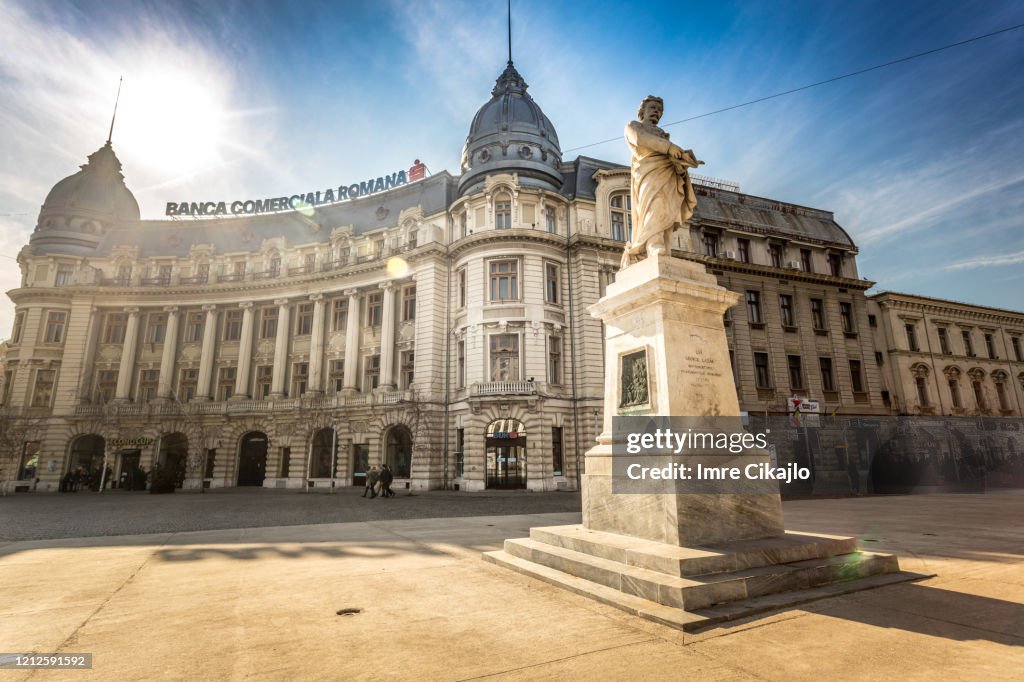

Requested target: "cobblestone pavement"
[{"left": 0, "top": 487, "right": 582, "bottom": 541}]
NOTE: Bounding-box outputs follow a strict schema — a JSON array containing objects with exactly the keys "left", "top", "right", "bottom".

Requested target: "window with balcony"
[
  {"left": 489, "top": 259, "right": 519, "bottom": 302},
  {"left": 185, "top": 312, "right": 204, "bottom": 343},
  {"left": 256, "top": 365, "right": 273, "bottom": 398},
  {"left": 223, "top": 310, "right": 242, "bottom": 341},
  {"left": 746, "top": 291, "right": 762, "bottom": 324},
  {"left": 292, "top": 362, "right": 309, "bottom": 396},
  {"left": 787, "top": 355, "right": 804, "bottom": 390},
  {"left": 31, "top": 369, "right": 55, "bottom": 407},
  {"left": 495, "top": 195, "right": 512, "bottom": 229},
  {"left": 331, "top": 299, "right": 348, "bottom": 331},
  {"left": 260, "top": 307, "right": 278, "bottom": 339},
  {"left": 820, "top": 357, "right": 835, "bottom": 392},
  {"left": 146, "top": 313, "right": 167, "bottom": 344},
  {"left": 548, "top": 335, "right": 563, "bottom": 385},
  {"left": 810, "top": 299, "right": 826, "bottom": 330},
  {"left": 779, "top": 294, "right": 795, "bottom": 327},
  {"left": 44, "top": 311, "right": 66, "bottom": 343},
  {"left": 490, "top": 334, "right": 520, "bottom": 382},
  {"left": 103, "top": 313, "right": 126, "bottom": 344},
  {"left": 610, "top": 194, "right": 631, "bottom": 241},
  {"left": 296, "top": 303, "right": 314, "bottom": 335},
  {"left": 55, "top": 265, "right": 74, "bottom": 286},
  {"left": 95, "top": 370, "right": 118, "bottom": 404},
  {"left": 402, "top": 286, "right": 416, "bottom": 321},
  {"left": 754, "top": 352, "right": 771, "bottom": 389},
  {"left": 363, "top": 356, "right": 379, "bottom": 391},
  {"left": 545, "top": 263, "right": 560, "bottom": 304},
  {"left": 139, "top": 369, "right": 159, "bottom": 402},
  {"left": 178, "top": 368, "right": 198, "bottom": 402},
  {"left": 366, "top": 293, "right": 383, "bottom": 327},
  {"left": 401, "top": 351, "right": 415, "bottom": 389},
  {"left": 329, "top": 360, "right": 344, "bottom": 393},
  {"left": 218, "top": 367, "right": 235, "bottom": 401}
]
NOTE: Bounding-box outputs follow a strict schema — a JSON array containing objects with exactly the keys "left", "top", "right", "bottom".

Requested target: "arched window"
[
  {"left": 494, "top": 192, "right": 512, "bottom": 230},
  {"left": 310, "top": 428, "right": 336, "bottom": 478},
  {"left": 968, "top": 368, "right": 987, "bottom": 410},
  {"left": 910, "top": 363, "right": 930, "bottom": 408},
  {"left": 385, "top": 425, "right": 413, "bottom": 478},
  {"left": 992, "top": 371, "right": 1010, "bottom": 412},
  {"left": 944, "top": 367, "right": 962, "bottom": 409},
  {"left": 610, "top": 193, "right": 632, "bottom": 241}
]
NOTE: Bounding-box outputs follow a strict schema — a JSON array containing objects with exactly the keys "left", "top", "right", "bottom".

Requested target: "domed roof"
[
  {"left": 31, "top": 141, "right": 140, "bottom": 254},
  {"left": 459, "top": 62, "right": 563, "bottom": 196}
]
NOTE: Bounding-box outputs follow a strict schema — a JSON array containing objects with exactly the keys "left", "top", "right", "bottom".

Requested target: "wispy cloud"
[{"left": 944, "top": 250, "right": 1024, "bottom": 270}]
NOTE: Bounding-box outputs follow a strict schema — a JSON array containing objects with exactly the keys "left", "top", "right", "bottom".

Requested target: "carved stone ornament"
[{"left": 619, "top": 349, "right": 650, "bottom": 409}]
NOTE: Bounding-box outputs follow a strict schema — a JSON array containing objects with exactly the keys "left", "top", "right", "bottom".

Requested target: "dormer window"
[
  {"left": 610, "top": 193, "right": 631, "bottom": 241},
  {"left": 495, "top": 193, "right": 512, "bottom": 229}
]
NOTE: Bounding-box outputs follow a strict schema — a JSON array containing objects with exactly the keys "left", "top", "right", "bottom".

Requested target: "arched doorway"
[
  {"left": 159, "top": 432, "right": 188, "bottom": 489},
  {"left": 66, "top": 435, "right": 105, "bottom": 492},
  {"left": 238, "top": 432, "right": 268, "bottom": 487},
  {"left": 385, "top": 426, "right": 412, "bottom": 478},
  {"left": 486, "top": 419, "right": 526, "bottom": 489},
  {"left": 310, "top": 428, "right": 336, "bottom": 479}
]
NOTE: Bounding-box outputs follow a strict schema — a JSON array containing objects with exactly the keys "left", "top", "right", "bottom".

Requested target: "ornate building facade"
[{"left": 3, "top": 60, "right": 1016, "bottom": 493}]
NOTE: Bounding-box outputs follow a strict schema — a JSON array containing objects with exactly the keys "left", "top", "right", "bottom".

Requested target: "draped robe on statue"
[{"left": 622, "top": 120, "right": 702, "bottom": 264}]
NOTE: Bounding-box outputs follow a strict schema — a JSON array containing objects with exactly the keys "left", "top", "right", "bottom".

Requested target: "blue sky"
[{"left": 1, "top": 0, "right": 1022, "bottom": 336}]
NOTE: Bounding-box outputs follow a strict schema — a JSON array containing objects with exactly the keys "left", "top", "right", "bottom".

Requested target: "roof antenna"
[
  {"left": 507, "top": 0, "right": 512, "bottom": 65},
  {"left": 107, "top": 76, "right": 123, "bottom": 145}
]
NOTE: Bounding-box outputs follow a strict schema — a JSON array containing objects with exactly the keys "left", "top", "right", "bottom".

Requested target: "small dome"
[
  {"left": 31, "top": 142, "right": 140, "bottom": 254},
  {"left": 459, "top": 62, "right": 563, "bottom": 196}
]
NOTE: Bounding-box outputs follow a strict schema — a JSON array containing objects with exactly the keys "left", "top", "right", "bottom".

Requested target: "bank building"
[{"left": 3, "top": 58, "right": 1022, "bottom": 494}]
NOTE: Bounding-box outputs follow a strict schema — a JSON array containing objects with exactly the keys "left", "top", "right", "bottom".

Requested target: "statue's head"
[{"left": 637, "top": 96, "right": 664, "bottom": 124}]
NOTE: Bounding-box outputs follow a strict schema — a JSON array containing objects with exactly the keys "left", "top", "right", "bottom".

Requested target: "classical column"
[
  {"left": 233, "top": 302, "right": 255, "bottom": 399},
  {"left": 156, "top": 306, "right": 179, "bottom": 400},
  {"left": 379, "top": 282, "right": 397, "bottom": 389},
  {"left": 307, "top": 294, "right": 326, "bottom": 396},
  {"left": 270, "top": 298, "right": 291, "bottom": 398},
  {"left": 195, "top": 304, "right": 218, "bottom": 401},
  {"left": 114, "top": 307, "right": 140, "bottom": 402},
  {"left": 342, "top": 289, "right": 361, "bottom": 393}
]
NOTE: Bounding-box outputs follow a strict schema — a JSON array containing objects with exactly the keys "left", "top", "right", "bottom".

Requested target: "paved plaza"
[{"left": 0, "top": 491, "right": 1021, "bottom": 680}]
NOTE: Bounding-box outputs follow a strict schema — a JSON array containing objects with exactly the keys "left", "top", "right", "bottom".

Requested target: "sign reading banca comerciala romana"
[{"left": 164, "top": 168, "right": 414, "bottom": 217}]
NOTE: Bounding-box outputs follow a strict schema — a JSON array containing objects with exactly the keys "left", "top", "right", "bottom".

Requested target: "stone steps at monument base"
[
  {"left": 496, "top": 536, "right": 900, "bottom": 612},
  {"left": 482, "top": 548, "right": 922, "bottom": 633},
  {"left": 529, "top": 524, "right": 859, "bottom": 578}
]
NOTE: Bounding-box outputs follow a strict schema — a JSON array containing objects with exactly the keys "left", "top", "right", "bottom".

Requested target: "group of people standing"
[{"left": 362, "top": 464, "right": 396, "bottom": 498}]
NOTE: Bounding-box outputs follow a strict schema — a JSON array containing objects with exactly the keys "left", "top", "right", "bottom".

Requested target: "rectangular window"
[
  {"left": 260, "top": 307, "right": 278, "bottom": 339},
  {"left": 256, "top": 365, "right": 273, "bottom": 399},
  {"left": 458, "top": 268, "right": 467, "bottom": 308},
  {"left": 18, "top": 442, "right": 40, "bottom": 481},
  {"left": 839, "top": 302, "right": 854, "bottom": 333},
  {"left": 11, "top": 311, "right": 25, "bottom": 344},
  {"left": 223, "top": 310, "right": 242, "bottom": 341},
  {"left": 545, "top": 206, "right": 557, "bottom": 233},
  {"left": 139, "top": 369, "right": 159, "bottom": 402},
  {"left": 868, "top": 314, "right": 877, "bottom": 328},
  {"left": 178, "top": 368, "right": 198, "bottom": 402},
  {"left": 737, "top": 238, "right": 750, "bottom": 263},
  {"left": 769, "top": 244, "right": 783, "bottom": 268},
  {"left": 490, "top": 334, "right": 520, "bottom": 382},
  {"left": 800, "top": 249, "right": 813, "bottom": 273},
  {"left": 363, "top": 356, "right": 379, "bottom": 391},
  {"left": 996, "top": 381, "right": 1010, "bottom": 411},
  {"left": 401, "top": 351, "right": 415, "bottom": 389},
  {"left": 729, "top": 350, "right": 737, "bottom": 386},
  {"left": 548, "top": 335, "right": 562, "bottom": 385},
  {"left": 938, "top": 327, "right": 950, "bottom": 354},
  {"left": 850, "top": 360, "right": 864, "bottom": 393},
  {"left": 787, "top": 355, "right": 804, "bottom": 390},
  {"left": 95, "top": 369, "right": 118, "bottom": 404},
  {"left": 366, "top": 293, "right": 383, "bottom": 327},
  {"left": 962, "top": 330, "right": 974, "bottom": 356},
  {"left": 2, "top": 369, "right": 13, "bottom": 405},
  {"left": 905, "top": 323, "right": 919, "bottom": 352},
  {"left": 810, "top": 299, "right": 826, "bottom": 330},
  {"left": 828, "top": 253, "right": 842, "bottom": 277},
  {"left": 495, "top": 200, "right": 512, "bottom": 229},
  {"left": 185, "top": 312, "right": 204, "bottom": 343},
  {"left": 875, "top": 351, "right": 884, "bottom": 365},
  {"left": 292, "top": 362, "right": 309, "bottom": 396},
  {"left": 779, "top": 294, "right": 795, "bottom": 327},
  {"left": 233, "top": 261, "right": 247, "bottom": 277},
  {"left": 745, "top": 291, "right": 762, "bottom": 324},
  {"left": 703, "top": 233, "right": 719, "bottom": 257},
  {"left": 949, "top": 379, "right": 962, "bottom": 408},
  {"left": 610, "top": 195, "right": 631, "bottom": 241},
  {"left": 1013, "top": 336, "right": 1023, "bottom": 362},
  {"left": 103, "top": 312, "right": 127, "bottom": 344},
  {"left": 820, "top": 357, "right": 835, "bottom": 392},
  {"left": 146, "top": 313, "right": 167, "bottom": 344},
  {"left": 545, "top": 263, "right": 560, "bottom": 304},
  {"left": 116, "top": 264, "right": 132, "bottom": 284},
  {"left": 972, "top": 380, "right": 985, "bottom": 409},
  {"left": 489, "top": 260, "right": 519, "bottom": 302},
  {"left": 218, "top": 367, "right": 235, "bottom": 401},
  {"left": 44, "top": 311, "right": 67, "bottom": 343},
  {"left": 268, "top": 257, "right": 281, "bottom": 277},
  {"left": 296, "top": 303, "right": 314, "bottom": 335},
  {"left": 31, "top": 369, "right": 55, "bottom": 407},
  {"left": 329, "top": 360, "right": 345, "bottom": 393},
  {"left": 552, "top": 427, "right": 564, "bottom": 475},
  {"left": 919, "top": 377, "right": 932, "bottom": 407},
  {"left": 457, "top": 340, "right": 466, "bottom": 389},
  {"left": 332, "top": 299, "right": 348, "bottom": 331},
  {"left": 753, "top": 352, "right": 771, "bottom": 389},
  {"left": 985, "top": 333, "right": 997, "bottom": 359},
  {"left": 402, "top": 286, "right": 416, "bottom": 321},
  {"left": 55, "top": 265, "right": 74, "bottom": 286}
]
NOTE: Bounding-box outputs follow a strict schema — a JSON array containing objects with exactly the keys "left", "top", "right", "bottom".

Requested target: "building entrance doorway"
[
  {"left": 486, "top": 419, "right": 526, "bottom": 489},
  {"left": 159, "top": 433, "right": 188, "bottom": 489},
  {"left": 238, "top": 432, "right": 268, "bottom": 487},
  {"left": 118, "top": 449, "right": 145, "bottom": 490},
  {"left": 65, "top": 434, "right": 105, "bottom": 491},
  {"left": 352, "top": 443, "right": 369, "bottom": 486}
]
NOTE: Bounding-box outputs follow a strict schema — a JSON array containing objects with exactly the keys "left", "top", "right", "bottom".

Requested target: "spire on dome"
[{"left": 491, "top": 62, "right": 529, "bottom": 97}]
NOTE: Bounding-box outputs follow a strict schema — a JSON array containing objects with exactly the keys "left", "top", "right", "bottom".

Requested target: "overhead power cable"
[{"left": 563, "top": 22, "right": 1024, "bottom": 154}]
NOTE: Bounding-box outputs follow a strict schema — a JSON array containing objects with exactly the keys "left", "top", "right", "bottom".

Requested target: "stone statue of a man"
[{"left": 621, "top": 96, "right": 703, "bottom": 267}]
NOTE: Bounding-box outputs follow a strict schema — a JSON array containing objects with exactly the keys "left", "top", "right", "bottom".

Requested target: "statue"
[{"left": 621, "top": 96, "right": 703, "bottom": 268}]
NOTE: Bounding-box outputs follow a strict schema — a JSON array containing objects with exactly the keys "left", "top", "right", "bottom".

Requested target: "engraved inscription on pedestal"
[{"left": 619, "top": 348, "right": 649, "bottom": 410}]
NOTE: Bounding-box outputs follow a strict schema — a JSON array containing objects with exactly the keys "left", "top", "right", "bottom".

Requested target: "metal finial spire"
[
  {"left": 107, "top": 76, "right": 123, "bottom": 145},
  {"left": 507, "top": 0, "right": 512, "bottom": 64}
]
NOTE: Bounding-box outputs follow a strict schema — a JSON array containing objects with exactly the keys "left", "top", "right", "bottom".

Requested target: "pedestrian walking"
[
  {"left": 363, "top": 465, "right": 380, "bottom": 498},
  {"left": 379, "top": 464, "right": 394, "bottom": 498}
]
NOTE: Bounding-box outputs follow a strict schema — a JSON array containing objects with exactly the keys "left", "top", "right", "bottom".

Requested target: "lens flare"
[{"left": 386, "top": 257, "right": 409, "bottom": 278}]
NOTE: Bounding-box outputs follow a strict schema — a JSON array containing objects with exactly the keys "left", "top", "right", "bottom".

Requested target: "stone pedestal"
[{"left": 484, "top": 254, "right": 914, "bottom": 631}]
